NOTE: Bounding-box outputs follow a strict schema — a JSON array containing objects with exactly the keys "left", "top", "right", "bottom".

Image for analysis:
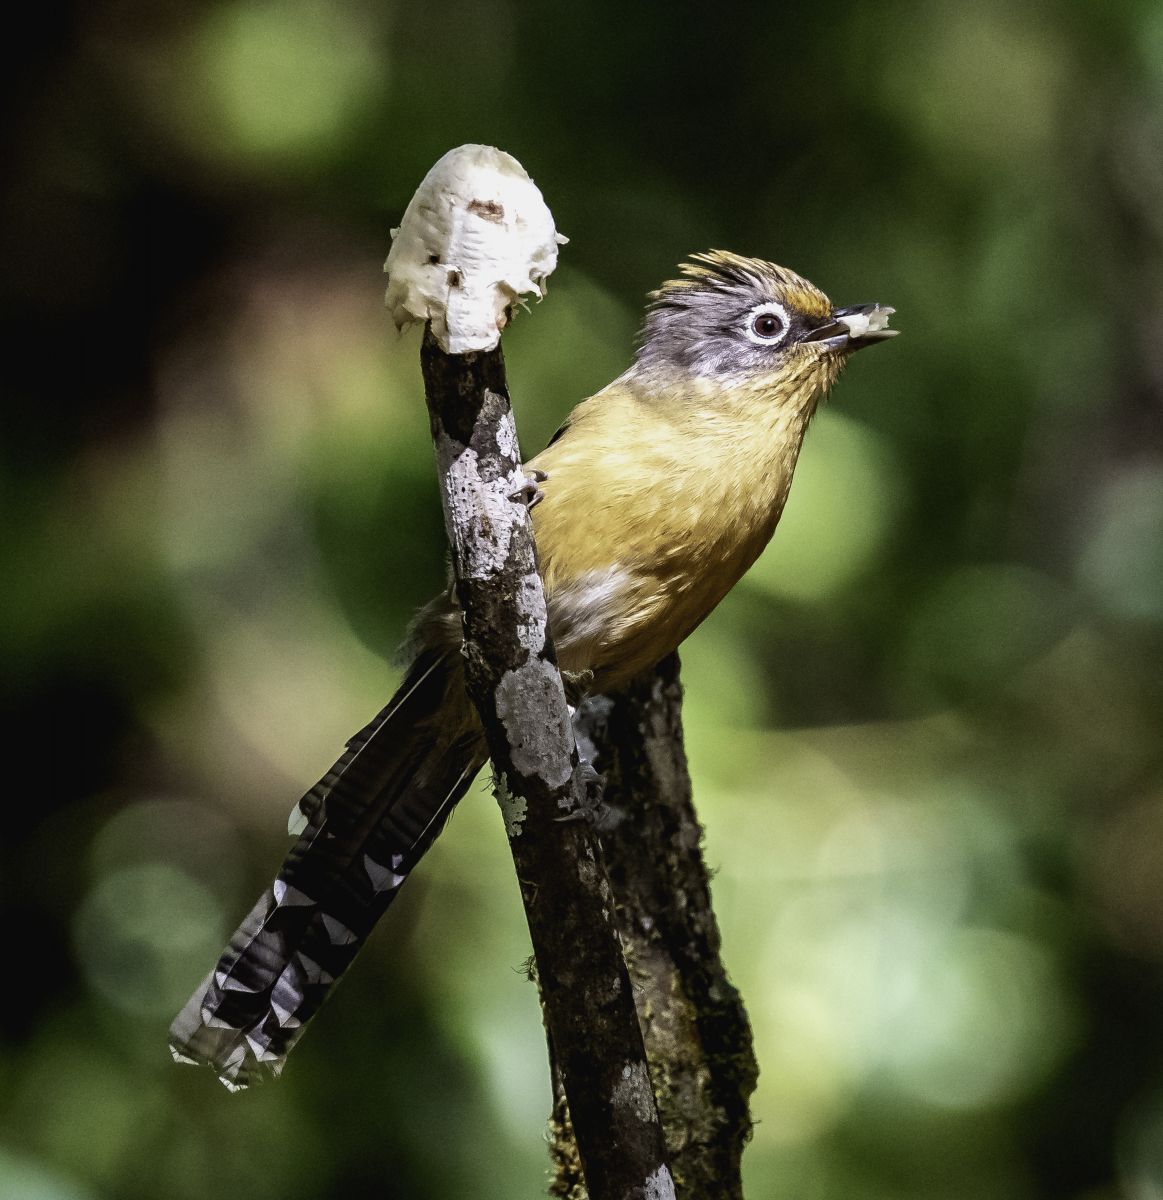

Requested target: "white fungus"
[{"left": 384, "top": 144, "right": 567, "bottom": 354}]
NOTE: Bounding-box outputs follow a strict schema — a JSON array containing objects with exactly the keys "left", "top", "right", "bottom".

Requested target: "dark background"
[{"left": 3, "top": 3, "right": 1163, "bottom": 1198}]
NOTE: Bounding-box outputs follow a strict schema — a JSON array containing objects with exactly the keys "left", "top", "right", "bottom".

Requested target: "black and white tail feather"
[{"left": 169, "top": 646, "right": 486, "bottom": 1090}]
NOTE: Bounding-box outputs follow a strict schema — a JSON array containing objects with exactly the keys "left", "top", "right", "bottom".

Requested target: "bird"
[{"left": 169, "top": 250, "right": 898, "bottom": 1089}]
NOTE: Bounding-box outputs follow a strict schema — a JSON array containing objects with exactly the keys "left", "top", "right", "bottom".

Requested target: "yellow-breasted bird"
[{"left": 169, "top": 250, "right": 898, "bottom": 1089}]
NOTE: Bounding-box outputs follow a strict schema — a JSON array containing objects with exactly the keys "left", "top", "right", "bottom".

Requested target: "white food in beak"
[{"left": 835, "top": 305, "right": 898, "bottom": 339}]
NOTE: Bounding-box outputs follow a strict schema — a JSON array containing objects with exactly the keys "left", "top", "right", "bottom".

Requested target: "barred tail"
[{"left": 169, "top": 650, "right": 486, "bottom": 1090}]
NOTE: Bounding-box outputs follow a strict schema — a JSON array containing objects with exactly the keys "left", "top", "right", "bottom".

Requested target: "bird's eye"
[{"left": 745, "top": 303, "right": 789, "bottom": 345}]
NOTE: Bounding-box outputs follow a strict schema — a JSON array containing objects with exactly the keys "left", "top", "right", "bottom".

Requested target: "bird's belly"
[
  {"left": 532, "top": 415, "right": 794, "bottom": 692},
  {"left": 546, "top": 539, "right": 757, "bottom": 692}
]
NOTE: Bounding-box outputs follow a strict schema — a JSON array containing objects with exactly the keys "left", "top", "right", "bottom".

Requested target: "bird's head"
[{"left": 634, "top": 250, "right": 897, "bottom": 412}]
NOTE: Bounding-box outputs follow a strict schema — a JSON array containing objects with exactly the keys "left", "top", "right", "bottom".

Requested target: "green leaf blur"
[{"left": 2, "top": 3, "right": 1161, "bottom": 1198}]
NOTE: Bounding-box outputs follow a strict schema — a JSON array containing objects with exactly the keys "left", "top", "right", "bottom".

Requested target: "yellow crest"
[{"left": 650, "top": 250, "right": 832, "bottom": 321}]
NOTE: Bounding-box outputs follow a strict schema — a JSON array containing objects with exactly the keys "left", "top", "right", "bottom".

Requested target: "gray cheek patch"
[{"left": 634, "top": 287, "right": 783, "bottom": 381}]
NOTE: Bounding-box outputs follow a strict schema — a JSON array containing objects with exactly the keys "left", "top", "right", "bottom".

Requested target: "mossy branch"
[{"left": 419, "top": 331, "right": 674, "bottom": 1200}]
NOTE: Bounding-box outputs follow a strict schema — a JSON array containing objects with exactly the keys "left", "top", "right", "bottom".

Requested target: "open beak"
[{"left": 804, "top": 303, "right": 899, "bottom": 353}]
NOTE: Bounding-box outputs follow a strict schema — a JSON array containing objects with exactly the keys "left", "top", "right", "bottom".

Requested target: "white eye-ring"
[{"left": 745, "top": 301, "right": 790, "bottom": 346}]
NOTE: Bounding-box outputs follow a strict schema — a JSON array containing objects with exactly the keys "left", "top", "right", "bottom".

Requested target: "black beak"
[{"left": 804, "top": 303, "right": 899, "bottom": 353}]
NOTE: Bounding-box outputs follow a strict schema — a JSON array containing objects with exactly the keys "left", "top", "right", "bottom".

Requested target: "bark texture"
[
  {"left": 561, "top": 653, "right": 759, "bottom": 1200},
  {"left": 419, "top": 330, "right": 674, "bottom": 1200}
]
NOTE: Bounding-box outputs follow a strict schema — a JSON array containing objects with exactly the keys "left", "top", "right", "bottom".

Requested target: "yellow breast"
[{"left": 527, "top": 372, "right": 818, "bottom": 689}]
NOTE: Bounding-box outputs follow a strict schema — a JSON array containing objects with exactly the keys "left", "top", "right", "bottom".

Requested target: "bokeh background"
[{"left": 4, "top": 2, "right": 1163, "bottom": 1197}]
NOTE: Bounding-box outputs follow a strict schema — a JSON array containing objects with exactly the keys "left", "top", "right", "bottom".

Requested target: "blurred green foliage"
[{"left": 2, "top": 2, "right": 1163, "bottom": 1198}]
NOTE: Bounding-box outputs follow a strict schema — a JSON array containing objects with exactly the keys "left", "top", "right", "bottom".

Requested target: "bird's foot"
[
  {"left": 556, "top": 758, "right": 622, "bottom": 832},
  {"left": 509, "top": 468, "right": 548, "bottom": 510}
]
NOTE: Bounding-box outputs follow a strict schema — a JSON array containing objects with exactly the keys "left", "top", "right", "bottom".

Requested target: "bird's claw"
[
  {"left": 555, "top": 759, "right": 621, "bottom": 832},
  {"left": 510, "top": 469, "right": 549, "bottom": 510}
]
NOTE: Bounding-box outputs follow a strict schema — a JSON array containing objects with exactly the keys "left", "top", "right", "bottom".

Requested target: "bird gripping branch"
[{"left": 170, "top": 146, "right": 898, "bottom": 1091}]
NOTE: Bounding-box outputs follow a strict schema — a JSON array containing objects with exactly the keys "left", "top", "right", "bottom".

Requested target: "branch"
[
  {"left": 572, "top": 654, "right": 758, "bottom": 1199},
  {"left": 395, "top": 145, "right": 675, "bottom": 1200}
]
